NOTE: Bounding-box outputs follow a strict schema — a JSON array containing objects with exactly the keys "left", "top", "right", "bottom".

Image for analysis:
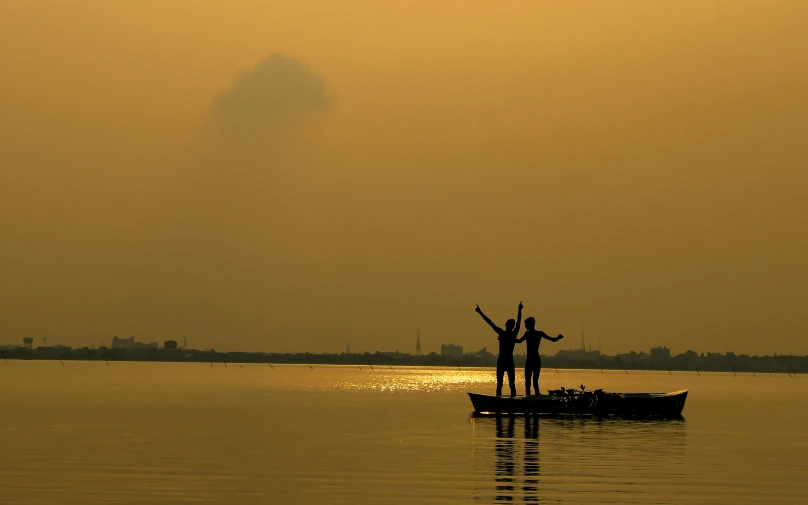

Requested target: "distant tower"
[
  {"left": 23, "top": 337, "right": 33, "bottom": 350},
  {"left": 581, "top": 323, "right": 585, "bottom": 352},
  {"left": 346, "top": 342, "right": 351, "bottom": 354},
  {"left": 416, "top": 330, "right": 421, "bottom": 356}
]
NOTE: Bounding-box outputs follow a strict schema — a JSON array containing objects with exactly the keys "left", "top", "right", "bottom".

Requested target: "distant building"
[
  {"left": 440, "top": 343, "right": 463, "bottom": 357},
  {"left": 0, "top": 344, "right": 21, "bottom": 350},
  {"left": 650, "top": 346, "right": 671, "bottom": 360},
  {"left": 23, "top": 337, "right": 34, "bottom": 349},
  {"left": 164, "top": 340, "right": 179, "bottom": 349},
  {"left": 35, "top": 345, "right": 71, "bottom": 357},
  {"left": 111, "top": 336, "right": 158, "bottom": 350},
  {"left": 379, "top": 350, "right": 407, "bottom": 358},
  {"left": 469, "top": 347, "right": 494, "bottom": 359},
  {"left": 556, "top": 348, "right": 601, "bottom": 360},
  {"left": 615, "top": 350, "right": 647, "bottom": 364}
]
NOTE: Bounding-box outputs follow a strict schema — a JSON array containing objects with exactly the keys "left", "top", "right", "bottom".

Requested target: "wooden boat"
[{"left": 468, "top": 388, "right": 688, "bottom": 418}]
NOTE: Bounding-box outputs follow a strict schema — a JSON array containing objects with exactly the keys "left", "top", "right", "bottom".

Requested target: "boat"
[{"left": 468, "top": 387, "right": 688, "bottom": 418}]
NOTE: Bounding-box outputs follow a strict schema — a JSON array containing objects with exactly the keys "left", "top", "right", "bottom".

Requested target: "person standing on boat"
[
  {"left": 516, "top": 317, "right": 564, "bottom": 395},
  {"left": 475, "top": 302, "right": 523, "bottom": 397}
]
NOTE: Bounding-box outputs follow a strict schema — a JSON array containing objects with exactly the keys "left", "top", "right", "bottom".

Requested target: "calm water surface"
[{"left": 1, "top": 362, "right": 806, "bottom": 504}]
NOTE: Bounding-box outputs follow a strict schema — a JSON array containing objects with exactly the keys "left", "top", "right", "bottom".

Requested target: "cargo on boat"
[{"left": 468, "top": 387, "right": 688, "bottom": 418}]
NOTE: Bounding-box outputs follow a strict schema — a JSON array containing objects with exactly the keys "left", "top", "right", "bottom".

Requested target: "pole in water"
[
  {"left": 600, "top": 368, "right": 603, "bottom": 374},
  {"left": 668, "top": 369, "right": 672, "bottom": 375},
  {"left": 1, "top": 350, "right": 6, "bottom": 364},
  {"left": 696, "top": 367, "right": 700, "bottom": 376},
  {"left": 309, "top": 365, "right": 314, "bottom": 370},
  {"left": 60, "top": 360, "right": 64, "bottom": 366},
  {"left": 790, "top": 365, "right": 798, "bottom": 378},
  {"left": 268, "top": 363, "right": 274, "bottom": 369},
  {"left": 624, "top": 370, "right": 629, "bottom": 375},
  {"left": 455, "top": 360, "right": 461, "bottom": 370},
  {"left": 768, "top": 368, "right": 772, "bottom": 377},
  {"left": 223, "top": 360, "right": 227, "bottom": 368},
  {"left": 238, "top": 364, "right": 243, "bottom": 368},
  {"left": 368, "top": 361, "right": 374, "bottom": 371},
  {"left": 732, "top": 366, "right": 736, "bottom": 377},
  {"left": 106, "top": 360, "right": 109, "bottom": 366},
  {"left": 753, "top": 371, "right": 756, "bottom": 377}
]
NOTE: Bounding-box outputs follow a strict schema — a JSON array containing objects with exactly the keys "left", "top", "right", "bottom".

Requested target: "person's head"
[
  {"left": 505, "top": 319, "right": 516, "bottom": 331},
  {"left": 525, "top": 317, "right": 536, "bottom": 330}
]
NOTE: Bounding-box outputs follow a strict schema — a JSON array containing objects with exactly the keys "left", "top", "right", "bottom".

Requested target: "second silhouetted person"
[{"left": 516, "top": 317, "right": 564, "bottom": 395}]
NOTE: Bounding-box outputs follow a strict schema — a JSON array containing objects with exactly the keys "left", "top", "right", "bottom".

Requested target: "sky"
[{"left": 1, "top": 1, "right": 807, "bottom": 355}]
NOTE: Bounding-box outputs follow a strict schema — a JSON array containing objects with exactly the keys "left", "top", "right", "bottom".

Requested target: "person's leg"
[
  {"left": 507, "top": 362, "right": 517, "bottom": 396},
  {"left": 496, "top": 361, "right": 504, "bottom": 396},
  {"left": 533, "top": 364, "right": 541, "bottom": 395},
  {"left": 525, "top": 366, "right": 533, "bottom": 395}
]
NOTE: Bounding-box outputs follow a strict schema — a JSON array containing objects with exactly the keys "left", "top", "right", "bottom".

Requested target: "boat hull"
[{"left": 468, "top": 390, "right": 688, "bottom": 418}]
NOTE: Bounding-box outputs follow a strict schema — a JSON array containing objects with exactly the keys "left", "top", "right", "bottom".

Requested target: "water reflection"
[{"left": 472, "top": 414, "right": 686, "bottom": 503}]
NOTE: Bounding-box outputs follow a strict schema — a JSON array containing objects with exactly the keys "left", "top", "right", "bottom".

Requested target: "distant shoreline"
[{"left": 1, "top": 347, "right": 805, "bottom": 374}]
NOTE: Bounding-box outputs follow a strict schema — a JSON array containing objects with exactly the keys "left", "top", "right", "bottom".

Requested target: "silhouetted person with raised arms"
[
  {"left": 475, "top": 302, "right": 523, "bottom": 397},
  {"left": 516, "top": 317, "right": 564, "bottom": 395}
]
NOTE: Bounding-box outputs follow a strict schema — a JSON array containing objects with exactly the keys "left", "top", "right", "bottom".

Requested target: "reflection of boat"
[{"left": 468, "top": 389, "right": 688, "bottom": 417}]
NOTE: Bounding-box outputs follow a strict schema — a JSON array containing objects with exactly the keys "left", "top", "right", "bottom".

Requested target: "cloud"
[{"left": 211, "top": 54, "right": 333, "bottom": 131}]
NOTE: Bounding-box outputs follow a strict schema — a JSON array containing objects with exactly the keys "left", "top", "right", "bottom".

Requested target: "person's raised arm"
[
  {"left": 516, "top": 332, "right": 527, "bottom": 343},
  {"left": 475, "top": 305, "right": 502, "bottom": 333},
  {"left": 513, "top": 301, "right": 523, "bottom": 335}
]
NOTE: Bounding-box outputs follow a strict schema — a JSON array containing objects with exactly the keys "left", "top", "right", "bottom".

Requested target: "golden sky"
[{"left": 1, "top": 1, "right": 807, "bottom": 355}]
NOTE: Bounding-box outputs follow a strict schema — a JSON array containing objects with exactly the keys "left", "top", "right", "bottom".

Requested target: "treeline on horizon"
[{"left": 1, "top": 346, "right": 806, "bottom": 373}]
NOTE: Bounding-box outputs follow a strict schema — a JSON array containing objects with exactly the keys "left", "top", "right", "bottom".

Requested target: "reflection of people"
[
  {"left": 495, "top": 415, "right": 516, "bottom": 501},
  {"left": 475, "top": 302, "right": 523, "bottom": 396},
  {"left": 516, "top": 318, "right": 564, "bottom": 395},
  {"left": 523, "top": 414, "right": 540, "bottom": 501}
]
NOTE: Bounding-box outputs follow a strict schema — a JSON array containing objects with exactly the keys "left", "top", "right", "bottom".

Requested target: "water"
[{"left": 1, "top": 362, "right": 806, "bottom": 504}]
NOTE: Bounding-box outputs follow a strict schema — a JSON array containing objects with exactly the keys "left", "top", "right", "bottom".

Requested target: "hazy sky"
[{"left": 2, "top": 1, "right": 807, "bottom": 355}]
